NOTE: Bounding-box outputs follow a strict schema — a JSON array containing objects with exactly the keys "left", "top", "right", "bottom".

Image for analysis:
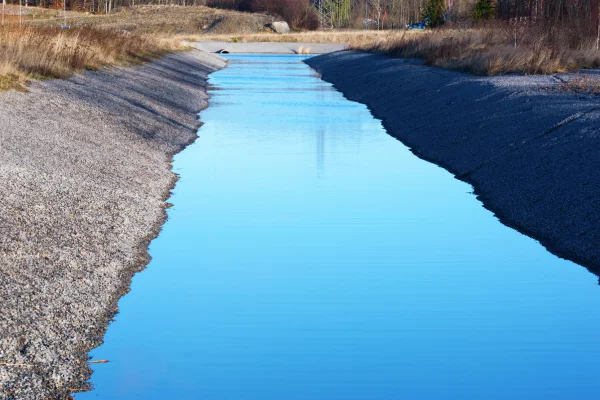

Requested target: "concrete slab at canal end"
[{"left": 189, "top": 41, "right": 347, "bottom": 54}]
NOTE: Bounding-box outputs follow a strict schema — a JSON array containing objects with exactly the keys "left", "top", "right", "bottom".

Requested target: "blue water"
[{"left": 78, "top": 54, "right": 600, "bottom": 399}]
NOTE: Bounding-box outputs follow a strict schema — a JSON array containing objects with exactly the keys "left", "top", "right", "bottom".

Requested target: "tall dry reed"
[
  {"left": 0, "top": 25, "right": 181, "bottom": 90},
  {"left": 352, "top": 23, "right": 600, "bottom": 75}
]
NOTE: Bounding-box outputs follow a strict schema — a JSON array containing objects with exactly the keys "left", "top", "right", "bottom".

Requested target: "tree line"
[
  {"left": 209, "top": 0, "right": 599, "bottom": 31},
  {"left": 1, "top": 0, "right": 598, "bottom": 33}
]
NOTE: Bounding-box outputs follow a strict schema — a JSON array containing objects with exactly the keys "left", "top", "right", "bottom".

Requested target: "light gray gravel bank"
[
  {"left": 0, "top": 50, "right": 225, "bottom": 398},
  {"left": 306, "top": 51, "right": 600, "bottom": 278}
]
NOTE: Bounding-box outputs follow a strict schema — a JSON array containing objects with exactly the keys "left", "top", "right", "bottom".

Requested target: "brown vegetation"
[
  {"left": 0, "top": 24, "right": 180, "bottom": 90},
  {"left": 1, "top": 0, "right": 599, "bottom": 89},
  {"left": 195, "top": 29, "right": 398, "bottom": 43},
  {"left": 207, "top": 0, "right": 319, "bottom": 30},
  {"left": 352, "top": 23, "right": 600, "bottom": 75},
  {"left": 29, "top": 5, "right": 275, "bottom": 35},
  {"left": 496, "top": 0, "right": 599, "bottom": 34},
  {"left": 0, "top": 5, "right": 281, "bottom": 90},
  {"left": 559, "top": 73, "right": 600, "bottom": 94}
]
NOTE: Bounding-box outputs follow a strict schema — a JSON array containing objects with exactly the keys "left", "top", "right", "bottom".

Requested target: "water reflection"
[
  {"left": 316, "top": 126, "right": 325, "bottom": 176},
  {"left": 79, "top": 54, "right": 600, "bottom": 400}
]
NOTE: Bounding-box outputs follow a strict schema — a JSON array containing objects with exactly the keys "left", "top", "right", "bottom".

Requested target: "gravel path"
[
  {"left": 306, "top": 51, "right": 600, "bottom": 279},
  {"left": 0, "top": 50, "right": 225, "bottom": 399}
]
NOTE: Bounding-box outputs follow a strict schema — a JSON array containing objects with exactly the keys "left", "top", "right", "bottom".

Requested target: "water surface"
[{"left": 79, "top": 54, "right": 600, "bottom": 399}]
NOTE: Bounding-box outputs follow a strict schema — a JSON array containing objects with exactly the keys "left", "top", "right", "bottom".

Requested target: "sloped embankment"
[
  {"left": 306, "top": 51, "right": 600, "bottom": 278},
  {"left": 0, "top": 50, "right": 225, "bottom": 398}
]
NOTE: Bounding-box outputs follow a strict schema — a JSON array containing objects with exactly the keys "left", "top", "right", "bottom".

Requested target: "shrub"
[
  {"left": 473, "top": 0, "right": 495, "bottom": 20},
  {"left": 423, "top": 0, "right": 446, "bottom": 27}
]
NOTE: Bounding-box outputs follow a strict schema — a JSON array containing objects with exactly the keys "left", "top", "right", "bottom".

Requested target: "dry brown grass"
[
  {"left": 0, "top": 4, "right": 83, "bottom": 23},
  {"left": 560, "top": 73, "right": 600, "bottom": 94},
  {"left": 352, "top": 25, "right": 600, "bottom": 75},
  {"left": 192, "top": 30, "right": 396, "bottom": 43},
  {"left": 0, "top": 25, "right": 181, "bottom": 90},
  {"left": 30, "top": 5, "right": 274, "bottom": 36},
  {"left": 0, "top": 5, "right": 280, "bottom": 90}
]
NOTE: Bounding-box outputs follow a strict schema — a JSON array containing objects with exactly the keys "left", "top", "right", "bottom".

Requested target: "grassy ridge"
[
  {"left": 0, "top": 5, "right": 275, "bottom": 91},
  {"left": 30, "top": 5, "right": 274, "bottom": 35}
]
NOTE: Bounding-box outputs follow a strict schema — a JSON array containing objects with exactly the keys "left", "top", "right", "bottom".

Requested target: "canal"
[{"left": 79, "top": 54, "right": 600, "bottom": 399}]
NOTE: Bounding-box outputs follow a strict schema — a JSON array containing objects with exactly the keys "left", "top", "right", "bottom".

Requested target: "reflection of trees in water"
[{"left": 316, "top": 125, "right": 325, "bottom": 176}]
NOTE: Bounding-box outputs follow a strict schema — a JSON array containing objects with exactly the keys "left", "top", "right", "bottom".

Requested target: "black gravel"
[{"left": 306, "top": 51, "right": 600, "bottom": 280}]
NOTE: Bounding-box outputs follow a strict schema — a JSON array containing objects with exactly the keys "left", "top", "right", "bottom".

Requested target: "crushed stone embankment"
[
  {"left": 0, "top": 50, "right": 225, "bottom": 398},
  {"left": 306, "top": 51, "right": 600, "bottom": 278}
]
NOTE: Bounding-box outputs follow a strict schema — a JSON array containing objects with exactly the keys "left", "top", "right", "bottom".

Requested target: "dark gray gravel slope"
[
  {"left": 0, "top": 50, "right": 225, "bottom": 399},
  {"left": 306, "top": 51, "right": 600, "bottom": 278}
]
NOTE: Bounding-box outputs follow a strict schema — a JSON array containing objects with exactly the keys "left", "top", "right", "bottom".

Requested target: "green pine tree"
[
  {"left": 473, "top": 0, "right": 496, "bottom": 20},
  {"left": 422, "top": 0, "right": 446, "bottom": 28}
]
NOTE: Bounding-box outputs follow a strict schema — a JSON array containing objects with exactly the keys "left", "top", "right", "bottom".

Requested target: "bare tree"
[
  {"left": 371, "top": 0, "right": 383, "bottom": 28},
  {"left": 597, "top": 8, "right": 600, "bottom": 50}
]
